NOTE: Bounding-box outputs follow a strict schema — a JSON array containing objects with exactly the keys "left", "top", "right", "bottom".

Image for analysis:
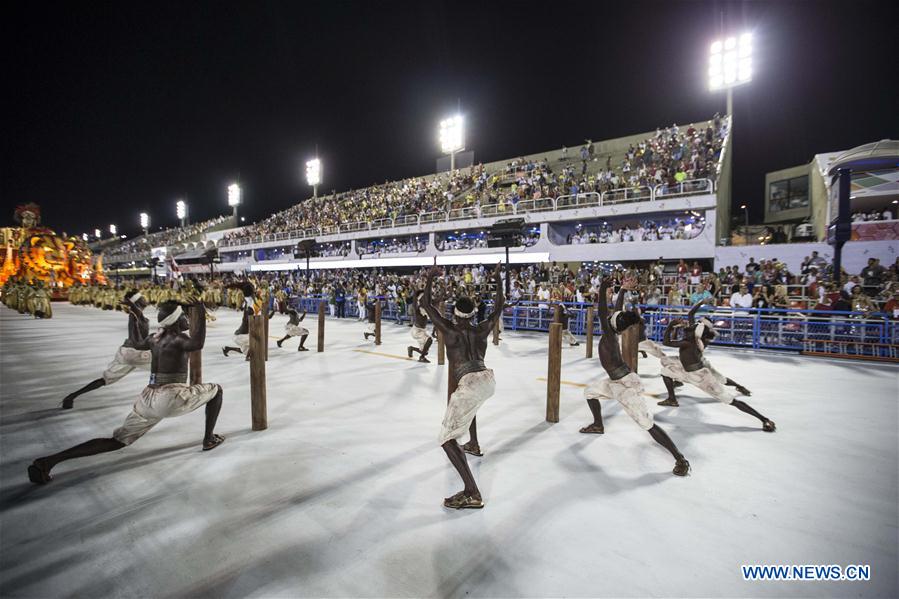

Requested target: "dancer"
[
  {"left": 633, "top": 313, "right": 684, "bottom": 405},
  {"left": 659, "top": 301, "right": 775, "bottom": 431},
  {"left": 407, "top": 289, "right": 433, "bottom": 362},
  {"left": 222, "top": 282, "right": 256, "bottom": 359},
  {"left": 362, "top": 298, "right": 379, "bottom": 341},
  {"left": 275, "top": 307, "right": 309, "bottom": 351},
  {"left": 580, "top": 277, "right": 690, "bottom": 476},
  {"left": 557, "top": 302, "right": 580, "bottom": 346},
  {"left": 28, "top": 300, "right": 225, "bottom": 484},
  {"left": 420, "top": 264, "right": 503, "bottom": 509},
  {"left": 61, "top": 290, "right": 151, "bottom": 409}
]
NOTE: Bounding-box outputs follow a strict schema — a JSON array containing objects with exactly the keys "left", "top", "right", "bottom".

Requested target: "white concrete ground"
[{"left": 0, "top": 303, "right": 897, "bottom": 598}]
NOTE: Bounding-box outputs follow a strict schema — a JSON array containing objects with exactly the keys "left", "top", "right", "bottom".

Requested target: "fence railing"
[{"left": 288, "top": 296, "right": 898, "bottom": 358}]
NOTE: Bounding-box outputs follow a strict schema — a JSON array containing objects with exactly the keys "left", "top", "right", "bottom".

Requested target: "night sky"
[{"left": 3, "top": 0, "right": 897, "bottom": 238}]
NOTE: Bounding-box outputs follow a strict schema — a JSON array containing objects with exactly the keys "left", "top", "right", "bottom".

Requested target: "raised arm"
[
  {"left": 662, "top": 321, "right": 688, "bottom": 348},
  {"left": 422, "top": 267, "right": 453, "bottom": 334},
  {"left": 298, "top": 310, "right": 306, "bottom": 322},
  {"left": 128, "top": 310, "right": 152, "bottom": 350},
  {"left": 479, "top": 264, "right": 505, "bottom": 333},
  {"left": 181, "top": 304, "right": 207, "bottom": 352},
  {"left": 686, "top": 298, "right": 706, "bottom": 325},
  {"left": 597, "top": 277, "right": 612, "bottom": 330}
]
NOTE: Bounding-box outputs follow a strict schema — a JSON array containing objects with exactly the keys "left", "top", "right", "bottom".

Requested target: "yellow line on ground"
[
  {"left": 353, "top": 349, "right": 416, "bottom": 361},
  {"left": 536, "top": 377, "right": 587, "bottom": 388}
]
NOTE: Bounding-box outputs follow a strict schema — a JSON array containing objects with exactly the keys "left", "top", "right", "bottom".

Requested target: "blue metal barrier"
[{"left": 291, "top": 295, "right": 898, "bottom": 358}]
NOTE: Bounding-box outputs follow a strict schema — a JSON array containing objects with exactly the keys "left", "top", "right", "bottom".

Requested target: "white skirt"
[
  {"left": 584, "top": 371, "right": 653, "bottom": 430},
  {"left": 439, "top": 370, "right": 496, "bottom": 444}
]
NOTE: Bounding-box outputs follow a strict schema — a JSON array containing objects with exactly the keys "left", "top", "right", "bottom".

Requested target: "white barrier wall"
[{"left": 715, "top": 240, "right": 898, "bottom": 274}]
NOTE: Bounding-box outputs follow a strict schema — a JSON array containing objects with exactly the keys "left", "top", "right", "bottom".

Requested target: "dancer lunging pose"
[
  {"left": 581, "top": 277, "right": 690, "bottom": 476},
  {"left": 659, "top": 301, "right": 775, "bottom": 431},
  {"left": 222, "top": 283, "right": 256, "bottom": 360},
  {"left": 421, "top": 263, "right": 504, "bottom": 509},
  {"left": 29, "top": 301, "right": 225, "bottom": 484},
  {"left": 407, "top": 289, "right": 433, "bottom": 362},
  {"left": 275, "top": 307, "right": 309, "bottom": 351},
  {"left": 61, "top": 290, "right": 150, "bottom": 409}
]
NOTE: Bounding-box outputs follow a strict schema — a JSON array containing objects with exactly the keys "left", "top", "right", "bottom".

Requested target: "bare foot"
[
  {"left": 462, "top": 442, "right": 483, "bottom": 456},
  {"left": 762, "top": 419, "right": 776, "bottom": 432},
  {"left": 28, "top": 460, "right": 52, "bottom": 484},
  {"left": 673, "top": 458, "right": 690, "bottom": 476}
]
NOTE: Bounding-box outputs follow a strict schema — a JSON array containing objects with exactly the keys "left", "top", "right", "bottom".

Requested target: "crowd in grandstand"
[
  {"left": 852, "top": 208, "right": 894, "bottom": 222},
  {"left": 566, "top": 218, "right": 704, "bottom": 244},
  {"left": 218, "top": 117, "right": 727, "bottom": 243},
  {"left": 106, "top": 215, "right": 228, "bottom": 258},
  {"left": 356, "top": 237, "right": 427, "bottom": 256}
]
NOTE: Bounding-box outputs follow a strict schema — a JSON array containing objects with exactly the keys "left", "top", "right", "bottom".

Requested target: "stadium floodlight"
[
  {"left": 306, "top": 158, "right": 322, "bottom": 197},
  {"left": 140, "top": 212, "right": 149, "bottom": 235},
  {"left": 227, "top": 182, "right": 242, "bottom": 219},
  {"left": 176, "top": 199, "right": 187, "bottom": 227},
  {"left": 709, "top": 32, "right": 752, "bottom": 114},
  {"left": 439, "top": 114, "right": 464, "bottom": 170},
  {"left": 109, "top": 224, "right": 117, "bottom": 236},
  {"left": 82, "top": 233, "right": 88, "bottom": 241},
  {"left": 94, "top": 228, "right": 101, "bottom": 239}
]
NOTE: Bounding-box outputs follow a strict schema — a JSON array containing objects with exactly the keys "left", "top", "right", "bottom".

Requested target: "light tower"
[
  {"left": 176, "top": 200, "right": 187, "bottom": 228},
  {"left": 306, "top": 158, "right": 322, "bottom": 198},
  {"left": 708, "top": 32, "right": 752, "bottom": 116},
  {"left": 140, "top": 212, "right": 149, "bottom": 236},
  {"left": 109, "top": 224, "right": 117, "bottom": 236},
  {"left": 227, "top": 183, "right": 242, "bottom": 220},
  {"left": 439, "top": 114, "right": 464, "bottom": 171}
]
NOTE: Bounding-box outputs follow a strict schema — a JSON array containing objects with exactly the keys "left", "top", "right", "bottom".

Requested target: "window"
[{"left": 769, "top": 176, "right": 809, "bottom": 213}]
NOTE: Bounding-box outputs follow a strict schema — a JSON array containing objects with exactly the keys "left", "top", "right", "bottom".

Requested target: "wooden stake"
[
  {"left": 585, "top": 305, "right": 594, "bottom": 359},
  {"left": 263, "top": 309, "right": 269, "bottom": 361},
  {"left": 553, "top": 303, "right": 562, "bottom": 324},
  {"left": 621, "top": 321, "right": 639, "bottom": 374},
  {"left": 188, "top": 305, "right": 203, "bottom": 385},
  {"left": 249, "top": 314, "right": 267, "bottom": 431},
  {"left": 374, "top": 301, "right": 382, "bottom": 345},
  {"left": 317, "top": 300, "right": 325, "bottom": 352},
  {"left": 437, "top": 329, "right": 445, "bottom": 365},
  {"left": 546, "top": 323, "right": 562, "bottom": 423}
]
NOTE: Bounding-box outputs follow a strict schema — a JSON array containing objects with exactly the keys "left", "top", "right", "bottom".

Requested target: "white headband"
[
  {"left": 128, "top": 292, "right": 142, "bottom": 302},
  {"left": 244, "top": 296, "right": 255, "bottom": 308},
  {"left": 454, "top": 306, "right": 477, "bottom": 318},
  {"left": 158, "top": 305, "right": 183, "bottom": 327}
]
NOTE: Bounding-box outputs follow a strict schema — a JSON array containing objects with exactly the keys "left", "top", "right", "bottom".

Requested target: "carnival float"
[{"left": 1, "top": 203, "right": 106, "bottom": 295}]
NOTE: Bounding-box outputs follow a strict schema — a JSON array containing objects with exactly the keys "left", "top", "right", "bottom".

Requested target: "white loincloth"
[
  {"left": 562, "top": 329, "right": 578, "bottom": 345},
  {"left": 113, "top": 382, "right": 220, "bottom": 445},
  {"left": 661, "top": 356, "right": 734, "bottom": 404},
  {"left": 411, "top": 326, "right": 430, "bottom": 350},
  {"left": 439, "top": 369, "right": 496, "bottom": 444},
  {"left": 366, "top": 322, "right": 376, "bottom": 333},
  {"left": 233, "top": 334, "right": 250, "bottom": 354},
  {"left": 639, "top": 339, "right": 666, "bottom": 359},
  {"left": 102, "top": 346, "right": 152, "bottom": 385},
  {"left": 584, "top": 371, "right": 653, "bottom": 430},
  {"left": 286, "top": 324, "right": 309, "bottom": 337}
]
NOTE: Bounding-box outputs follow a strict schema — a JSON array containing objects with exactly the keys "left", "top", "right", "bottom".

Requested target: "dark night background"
[{"left": 2, "top": 0, "right": 897, "bottom": 238}]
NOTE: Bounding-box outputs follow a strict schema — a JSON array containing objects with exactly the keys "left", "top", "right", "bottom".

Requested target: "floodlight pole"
[
  {"left": 313, "top": 184, "right": 318, "bottom": 198},
  {"left": 505, "top": 243, "right": 510, "bottom": 295},
  {"left": 727, "top": 88, "right": 734, "bottom": 117},
  {"left": 450, "top": 150, "right": 456, "bottom": 172}
]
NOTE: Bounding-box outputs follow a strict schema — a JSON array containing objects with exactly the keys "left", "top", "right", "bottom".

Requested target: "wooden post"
[
  {"left": 374, "top": 301, "right": 382, "bottom": 345},
  {"left": 263, "top": 309, "right": 269, "bottom": 361},
  {"left": 249, "top": 315, "right": 267, "bottom": 431},
  {"left": 585, "top": 305, "right": 594, "bottom": 359},
  {"left": 553, "top": 303, "right": 562, "bottom": 324},
  {"left": 492, "top": 314, "right": 500, "bottom": 345},
  {"left": 188, "top": 305, "right": 203, "bottom": 385},
  {"left": 546, "top": 322, "right": 562, "bottom": 423},
  {"left": 317, "top": 300, "right": 325, "bottom": 352},
  {"left": 621, "top": 322, "right": 639, "bottom": 374},
  {"left": 437, "top": 329, "right": 445, "bottom": 365}
]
